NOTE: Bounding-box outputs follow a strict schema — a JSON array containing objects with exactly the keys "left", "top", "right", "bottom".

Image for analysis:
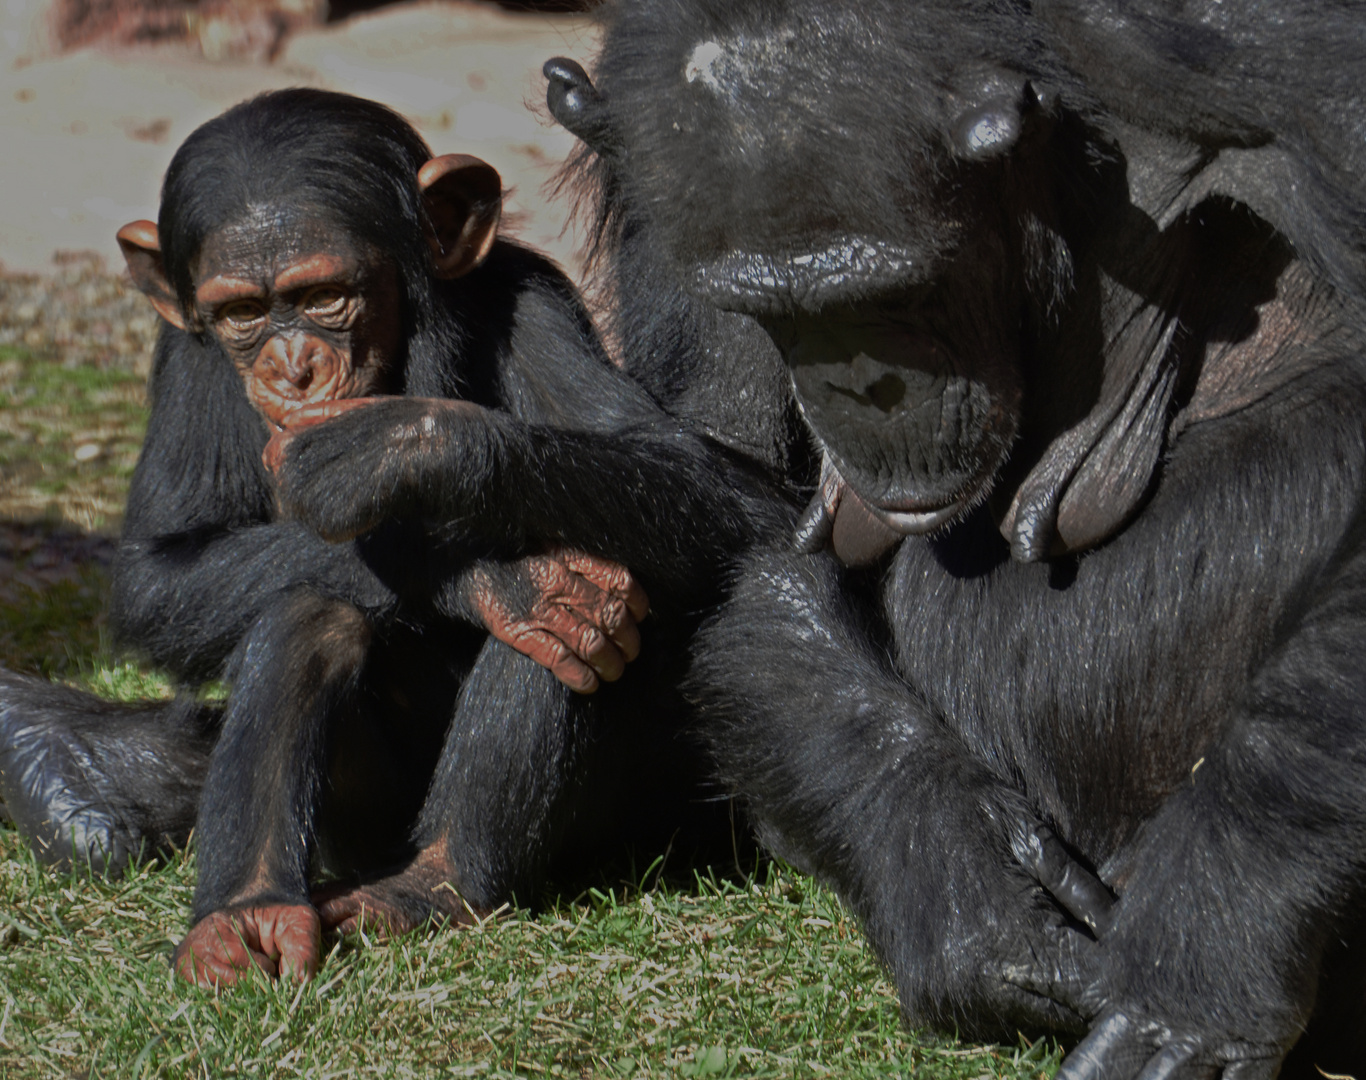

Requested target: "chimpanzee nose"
[{"left": 261, "top": 331, "right": 320, "bottom": 390}]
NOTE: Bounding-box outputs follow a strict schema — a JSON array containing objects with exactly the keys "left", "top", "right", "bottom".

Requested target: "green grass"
[
  {"left": 0, "top": 838, "right": 1064, "bottom": 1079},
  {"left": 0, "top": 344, "right": 147, "bottom": 533},
  {"left": 0, "top": 346, "right": 1063, "bottom": 1079}
]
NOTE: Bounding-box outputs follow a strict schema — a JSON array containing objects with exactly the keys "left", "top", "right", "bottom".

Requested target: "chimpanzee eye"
[
  {"left": 302, "top": 286, "right": 350, "bottom": 324},
  {"left": 217, "top": 301, "right": 267, "bottom": 330}
]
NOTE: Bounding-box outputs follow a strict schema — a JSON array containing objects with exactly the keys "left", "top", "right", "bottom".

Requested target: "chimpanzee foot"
[
  {"left": 0, "top": 693, "right": 140, "bottom": 873},
  {"left": 313, "top": 844, "right": 484, "bottom": 939},
  {"left": 173, "top": 904, "right": 322, "bottom": 988},
  {"left": 1056, "top": 1010, "right": 1284, "bottom": 1080}
]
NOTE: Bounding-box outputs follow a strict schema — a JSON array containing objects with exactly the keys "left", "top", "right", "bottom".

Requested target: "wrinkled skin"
[
  {"left": 173, "top": 904, "right": 321, "bottom": 988},
  {"left": 190, "top": 215, "right": 403, "bottom": 432}
]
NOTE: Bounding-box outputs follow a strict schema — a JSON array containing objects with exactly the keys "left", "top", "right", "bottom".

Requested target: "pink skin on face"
[{"left": 191, "top": 209, "right": 403, "bottom": 433}]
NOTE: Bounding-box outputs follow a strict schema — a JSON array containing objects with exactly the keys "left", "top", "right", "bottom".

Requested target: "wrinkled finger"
[
  {"left": 544, "top": 567, "right": 643, "bottom": 662},
  {"left": 552, "top": 610, "right": 626, "bottom": 681},
  {"left": 1058, "top": 1013, "right": 1142, "bottom": 1080},
  {"left": 1017, "top": 826, "right": 1115, "bottom": 936},
  {"left": 1134, "top": 1041, "right": 1199, "bottom": 1080},
  {"left": 1220, "top": 1057, "right": 1279, "bottom": 1080},
  {"left": 174, "top": 917, "right": 272, "bottom": 987},
  {"left": 535, "top": 604, "right": 629, "bottom": 681},
  {"left": 503, "top": 627, "right": 599, "bottom": 693},
  {"left": 559, "top": 549, "right": 650, "bottom": 620},
  {"left": 793, "top": 487, "right": 835, "bottom": 553},
  {"left": 313, "top": 891, "right": 353, "bottom": 933},
  {"left": 279, "top": 396, "right": 387, "bottom": 430},
  {"left": 598, "top": 596, "right": 643, "bottom": 661},
  {"left": 262, "top": 430, "right": 293, "bottom": 475},
  {"left": 258, "top": 906, "right": 321, "bottom": 983}
]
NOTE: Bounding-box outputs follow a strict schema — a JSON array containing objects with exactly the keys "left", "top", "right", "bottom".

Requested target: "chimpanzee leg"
[
  {"left": 189, "top": 589, "right": 372, "bottom": 920},
  {"left": 314, "top": 636, "right": 593, "bottom": 935},
  {"left": 0, "top": 669, "right": 218, "bottom": 874},
  {"left": 172, "top": 589, "right": 376, "bottom": 986}
]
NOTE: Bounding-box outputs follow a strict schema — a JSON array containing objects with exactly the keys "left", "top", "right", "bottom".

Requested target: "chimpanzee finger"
[
  {"left": 262, "top": 429, "right": 292, "bottom": 476},
  {"left": 262, "top": 398, "right": 392, "bottom": 475},
  {"left": 1001, "top": 924, "right": 1097, "bottom": 1019},
  {"left": 503, "top": 627, "right": 600, "bottom": 694},
  {"left": 544, "top": 571, "right": 642, "bottom": 663},
  {"left": 277, "top": 396, "right": 389, "bottom": 431},
  {"left": 532, "top": 551, "right": 643, "bottom": 661},
  {"left": 1133, "top": 1041, "right": 1200, "bottom": 1080},
  {"left": 793, "top": 452, "right": 843, "bottom": 553},
  {"left": 1056, "top": 1012, "right": 1145, "bottom": 1080},
  {"left": 533, "top": 601, "right": 630, "bottom": 682},
  {"left": 174, "top": 911, "right": 276, "bottom": 987},
  {"left": 557, "top": 548, "right": 651, "bottom": 621},
  {"left": 254, "top": 905, "right": 322, "bottom": 983},
  {"left": 1014, "top": 824, "right": 1115, "bottom": 936},
  {"left": 1221, "top": 1057, "right": 1279, "bottom": 1080}
]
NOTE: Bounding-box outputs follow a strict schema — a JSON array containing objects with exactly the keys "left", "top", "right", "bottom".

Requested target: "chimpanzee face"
[
  {"left": 583, "top": 0, "right": 1042, "bottom": 541},
  {"left": 118, "top": 151, "right": 502, "bottom": 435},
  {"left": 190, "top": 209, "right": 404, "bottom": 431}
]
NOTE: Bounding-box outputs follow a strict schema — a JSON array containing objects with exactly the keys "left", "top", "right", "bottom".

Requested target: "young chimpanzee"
[{"left": 0, "top": 89, "right": 790, "bottom": 986}]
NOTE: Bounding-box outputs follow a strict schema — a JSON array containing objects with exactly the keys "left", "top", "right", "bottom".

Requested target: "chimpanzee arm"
[
  {"left": 1055, "top": 406, "right": 1366, "bottom": 1080},
  {"left": 687, "top": 548, "right": 1109, "bottom": 1040},
  {"left": 271, "top": 271, "right": 795, "bottom": 611},
  {"left": 111, "top": 326, "right": 397, "bottom": 683}
]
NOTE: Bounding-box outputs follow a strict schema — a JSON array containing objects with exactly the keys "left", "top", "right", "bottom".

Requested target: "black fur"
[
  {"left": 548, "top": 2, "right": 1366, "bottom": 1076},
  {"left": 0, "top": 90, "right": 791, "bottom": 937}
]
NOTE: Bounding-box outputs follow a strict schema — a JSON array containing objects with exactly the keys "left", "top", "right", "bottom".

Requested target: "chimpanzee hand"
[
  {"left": 1046, "top": 859, "right": 1301, "bottom": 1077},
  {"left": 892, "top": 777, "right": 1112, "bottom": 1036},
  {"left": 264, "top": 396, "right": 480, "bottom": 541},
  {"left": 262, "top": 396, "right": 385, "bottom": 481},
  {"left": 173, "top": 904, "right": 321, "bottom": 988},
  {"left": 954, "top": 802, "right": 1113, "bottom": 1033},
  {"left": 451, "top": 548, "right": 651, "bottom": 693},
  {"left": 1056, "top": 1010, "right": 1285, "bottom": 1080}
]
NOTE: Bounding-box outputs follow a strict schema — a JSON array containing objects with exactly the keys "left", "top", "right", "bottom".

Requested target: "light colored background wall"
[{"left": 0, "top": 1, "right": 600, "bottom": 281}]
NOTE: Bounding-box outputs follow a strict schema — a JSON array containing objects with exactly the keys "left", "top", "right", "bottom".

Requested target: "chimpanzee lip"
[
  {"left": 689, "top": 237, "right": 932, "bottom": 316},
  {"left": 838, "top": 455, "right": 999, "bottom": 537},
  {"left": 874, "top": 500, "right": 968, "bottom": 534}
]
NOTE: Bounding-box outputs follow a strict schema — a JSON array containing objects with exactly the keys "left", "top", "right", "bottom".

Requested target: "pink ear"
[
  {"left": 117, "top": 220, "right": 189, "bottom": 330},
  {"left": 417, "top": 154, "right": 503, "bottom": 280}
]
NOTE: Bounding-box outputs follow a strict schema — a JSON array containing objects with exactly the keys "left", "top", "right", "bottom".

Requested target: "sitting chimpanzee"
[
  {"left": 545, "top": 0, "right": 1366, "bottom": 1076},
  {"left": 0, "top": 89, "right": 790, "bottom": 986}
]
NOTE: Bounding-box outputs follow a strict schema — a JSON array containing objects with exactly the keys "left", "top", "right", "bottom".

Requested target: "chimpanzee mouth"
[
  {"left": 865, "top": 491, "right": 972, "bottom": 533},
  {"left": 781, "top": 311, "right": 1017, "bottom": 505},
  {"left": 794, "top": 448, "right": 989, "bottom": 567}
]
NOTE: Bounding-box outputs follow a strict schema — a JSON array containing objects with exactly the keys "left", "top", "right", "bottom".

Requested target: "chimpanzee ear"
[
  {"left": 545, "top": 57, "right": 617, "bottom": 158},
  {"left": 117, "top": 220, "right": 188, "bottom": 330},
  {"left": 948, "top": 74, "right": 1046, "bottom": 161},
  {"left": 418, "top": 154, "right": 502, "bottom": 280}
]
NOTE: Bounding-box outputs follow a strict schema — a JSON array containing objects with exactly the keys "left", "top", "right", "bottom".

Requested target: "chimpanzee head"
[
  {"left": 551, "top": 0, "right": 1122, "bottom": 563},
  {"left": 118, "top": 89, "right": 503, "bottom": 431}
]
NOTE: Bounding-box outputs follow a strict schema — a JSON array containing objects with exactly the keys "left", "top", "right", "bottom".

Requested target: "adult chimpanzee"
[
  {"left": 545, "top": 0, "right": 1366, "bottom": 1076},
  {"left": 0, "top": 88, "right": 790, "bottom": 986}
]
